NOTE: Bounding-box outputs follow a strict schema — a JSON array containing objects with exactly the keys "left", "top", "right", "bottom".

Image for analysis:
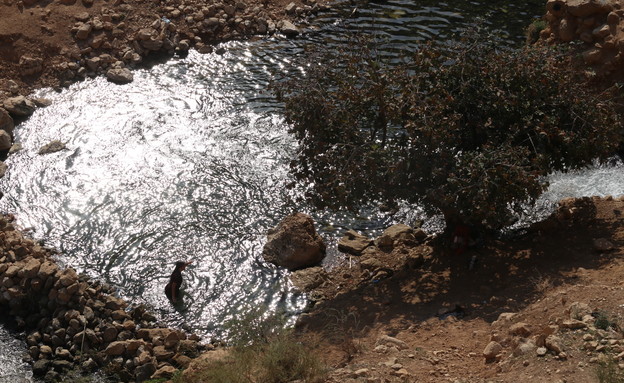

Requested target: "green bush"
[{"left": 275, "top": 32, "right": 622, "bottom": 232}]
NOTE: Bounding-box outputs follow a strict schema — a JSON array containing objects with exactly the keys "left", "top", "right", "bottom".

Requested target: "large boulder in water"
[{"left": 262, "top": 212, "right": 326, "bottom": 270}]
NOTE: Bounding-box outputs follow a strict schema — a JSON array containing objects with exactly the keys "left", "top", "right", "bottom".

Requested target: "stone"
[
  {"left": 32, "top": 359, "right": 50, "bottom": 376},
  {"left": 279, "top": 20, "right": 299, "bottom": 38},
  {"left": 262, "top": 212, "right": 326, "bottom": 270},
  {"left": 567, "top": 0, "right": 618, "bottom": 18},
  {"left": 0, "top": 108, "right": 13, "bottom": 135},
  {"left": 545, "top": 335, "right": 563, "bottom": 354},
  {"left": 153, "top": 345, "right": 175, "bottom": 361},
  {"left": 151, "top": 365, "right": 177, "bottom": 379},
  {"left": 19, "top": 55, "right": 44, "bottom": 76},
  {"left": 0, "top": 131, "right": 11, "bottom": 151},
  {"left": 337, "top": 230, "right": 373, "bottom": 255},
  {"left": 509, "top": 322, "right": 531, "bottom": 337},
  {"left": 536, "top": 346, "right": 548, "bottom": 356},
  {"left": 594, "top": 238, "right": 614, "bottom": 252},
  {"left": 289, "top": 266, "right": 327, "bottom": 292},
  {"left": 38, "top": 140, "right": 66, "bottom": 155},
  {"left": 376, "top": 334, "right": 408, "bottom": 350},
  {"left": 513, "top": 339, "right": 536, "bottom": 356},
  {"left": 3, "top": 96, "right": 36, "bottom": 117},
  {"left": 106, "top": 68, "right": 134, "bottom": 84},
  {"left": 360, "top": 257, "right": 384, "bottom": 271},
  {"left": 105, "top": 341, "right": 126, "bottom": 356},
  {"left": 376, "top": 224, "right": 418, "bottom": 249},
  {"left": 135, "top": 362, "right": 157, "bottom": 381},
  {"left": 568, "top": 302, "right": 592, "bottom": 320},
  {"left": 75, "top": 23, "right": 93, "bottom": 40},
  {"left": 173, "top": 354, "right": 192, "bottom": 368},
  {"left": 561, "top": 319, "right": 587, "bottom": 329},
  {"left": 483, "top": 341, "right": 503, "bottom": 360},
  {"left": 558, "top": 18, "right": 575, "bottom": 42}
]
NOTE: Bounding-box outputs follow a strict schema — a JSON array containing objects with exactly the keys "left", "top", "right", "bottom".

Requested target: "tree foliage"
[{"left": 275, "top": 34, "right": 622, "bottom": 231}]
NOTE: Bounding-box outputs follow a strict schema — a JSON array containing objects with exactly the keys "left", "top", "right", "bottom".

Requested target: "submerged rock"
[{"left": 38, "top": 140, "right": 67, "bottom": 155}]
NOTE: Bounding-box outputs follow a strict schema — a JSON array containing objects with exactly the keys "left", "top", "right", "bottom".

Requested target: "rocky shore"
[{"left": 0, "top": 214, "right": 211, "bottom": 382}]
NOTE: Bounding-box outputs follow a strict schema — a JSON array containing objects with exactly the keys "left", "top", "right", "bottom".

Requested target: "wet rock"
[
  {"left": 0, "top": 131, "right": 11, "bottom": 151},
  {"left": 0, "top": 107, "right": 13, "bottom": 135},
  {"left": 38, "top": 140, "right": 67, "bottom": 155},
  {"left": 106, "top": 68, "right": 134, "bottom": 84},
  {"left": 3, "top": 96, "right": 36, "bottom": 117},
  {"left": 279, "top": 20, "right": 299, "bottom": 38},
  {"left": 262, "top": 212, "right": 326, "bottom": 270}
]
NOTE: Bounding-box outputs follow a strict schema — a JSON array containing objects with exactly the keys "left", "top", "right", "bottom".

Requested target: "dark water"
[{"left": 1, "top": 0, "right": 602, "bottom": 380}]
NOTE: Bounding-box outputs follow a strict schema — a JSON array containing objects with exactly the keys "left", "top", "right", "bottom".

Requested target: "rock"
[
  {"left": 567, "top": 0, "right": 618, "bottom": 18},
  {"left": 568, "top": 302, "right": 592, "bottom": 320},
  {"left": 483, "top": 341, "right": 503, "bottom": 360},
  {"left": 38, "top": 140, "right": 66, "bottom": 155},
  {"left": 19, "top": 55, "right": 44, "bottom": 76},
  {"left": 536, "top": 346, "right": 548, "bottom": 356},
  {"left": 105, "top": 341, "right": 126, "bottom": 356},
  {"left": 338, "top": 230, "right": 373, "bottom": 255},
  {"left": 513, "top": 339, "right": 536, "bottom": 356},
  {"left": 594, "top": 238, "right": 614, "bottom": 252},
  {"left": 75, "top": 23, "right": 93, "bottom": 40},
  {"left": 0, "top": 131, "right": 11, "bottom": 151},
  {"left": 279, "top": 20, "right": 299, "bottom": 38},
  {"left": 509, "top": 322, "right": 531, "bottom": 337},
  {"left": 135, "top": 362, "right": 157, "bottom": 381},
  {"left": 0, "top": 108, "right": 13, "bottom": 135},
  {"left": 376, "top": 334, "right": 408, "bottom": 350},
  {"left": 151, "top": 365, "right": 177, "bottom": 379},
  {"left": 558, "top": 18, "right": 575, "bottom": 42},
  {"left": 376, "top": 224, "right": 418, "bottom": 249},
  {"left": 360, "top": 256, "right": 384, "bottom": 271},
  {"left": 153, "top": 345, "right": 175, "bottom": 361},
  {"left": 545, "top": 335, "right": 563, "bottom": 354},
  {"left": 3, "top": 96, "right": 36, "bottom": 117},
  {"left": 561, "top": 319, "right": 587, "bottom": 329},
  {"left": 262, "top": 212, "right": 326, "bottom": 270},
  {"left": 32, "top": 359, "right": 50, "bottom": 376},
  {"left": 106, "top": 68, "right": 134, "bottom": 84},
  {"left": 290, "top": 266, "right": 327, "bottom": 292}
]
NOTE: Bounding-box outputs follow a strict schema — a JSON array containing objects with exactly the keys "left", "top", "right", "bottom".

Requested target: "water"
[{"left": 0, "top": 0, "right": 604, "bottom": 380}]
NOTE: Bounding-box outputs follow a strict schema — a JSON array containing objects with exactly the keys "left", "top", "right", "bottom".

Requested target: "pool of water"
[{"left": 0, "top": 0, "right": 566, "bottom": 379}]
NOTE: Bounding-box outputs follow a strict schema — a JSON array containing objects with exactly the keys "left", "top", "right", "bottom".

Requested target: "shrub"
[{"left": 275, "top": 32, "right": 622, "bottom": 232}]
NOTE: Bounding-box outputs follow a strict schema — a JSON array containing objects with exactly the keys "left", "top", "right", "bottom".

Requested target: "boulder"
[
  {"left": 106, "top": 68, "right": 134, "bottom": 84},
  {"left": 262, "top": 212, "right": 326, "bottom": 270},
  {"left": 3, "top": 96, "right": 36, "bottom": 117},
  {"left": 337, "top": 230, "right": 372, "bottom": 255},
  {"left": 0, "top": 108, "right": 14, "bottom": 135},
  {"left": 0, "top": 131, "right": 11, "bottom": 151},
  {"left": 566, "top": 0, "right": 618, "bottom": 17}
]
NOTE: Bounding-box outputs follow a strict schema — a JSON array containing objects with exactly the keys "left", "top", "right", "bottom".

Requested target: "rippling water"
[{"left": 0, "top": 0, "right": 593, "bottom": 379}]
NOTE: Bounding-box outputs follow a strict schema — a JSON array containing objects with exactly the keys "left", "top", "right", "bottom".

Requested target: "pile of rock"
[
  {"left": 542, "top": 0, "right": 624, "bottom": 75},
  {"left": 0, "top": 215, "right": 208, "bottom": 382},
  {"left": 483, "top": 301, "right": 624, "bottom": 366}
]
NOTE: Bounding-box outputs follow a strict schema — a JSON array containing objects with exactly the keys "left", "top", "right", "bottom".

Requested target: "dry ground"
[{"left": 296, "top": 196, "right": 624, "bottom": 383}]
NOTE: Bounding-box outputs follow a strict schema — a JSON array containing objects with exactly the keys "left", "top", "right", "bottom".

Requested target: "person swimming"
[{"left": 165, "top": 261, "right": 192, "bottom": 303}]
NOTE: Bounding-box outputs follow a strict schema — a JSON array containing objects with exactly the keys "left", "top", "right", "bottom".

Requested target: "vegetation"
[
  {"left": 175, "top": 309, "right": 327, "bottom": 383},
  {"left": 596, "top": 358, "right": 624, "bottom": 383},
  {"left": 275, "top": 32, "right": 623, "bottom": 232}
]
